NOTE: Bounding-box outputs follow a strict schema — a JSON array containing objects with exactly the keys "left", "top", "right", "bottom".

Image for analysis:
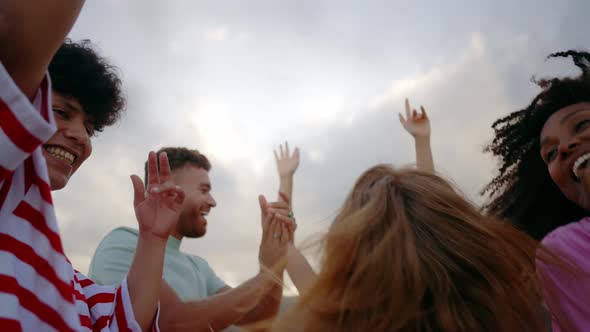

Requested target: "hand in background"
[
  {"left": 274, "top": 142, "right": 300, "bottom": 179},
  {"left": 399, "top": 98, "right": 430, "bottom": 139}
]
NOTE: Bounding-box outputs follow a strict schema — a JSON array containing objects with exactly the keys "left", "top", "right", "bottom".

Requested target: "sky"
[{"left": 53, "top": 0, "right": 590, "bottom": 293}]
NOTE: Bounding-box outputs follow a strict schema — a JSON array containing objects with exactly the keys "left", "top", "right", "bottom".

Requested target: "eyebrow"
[
  {"left": 560, "top": 108, "right": 590, "bottom": 124},
  {"left": 540, "top": 137, "right": 555, "bottom": 149}
]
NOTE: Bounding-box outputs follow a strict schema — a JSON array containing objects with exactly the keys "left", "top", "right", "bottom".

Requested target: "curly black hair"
[
  {"left": 48, "top": 39, "right": 125, "bottom": 133},
  {"left": 482, "top": 50, "right": 590, "bottom": 240}
]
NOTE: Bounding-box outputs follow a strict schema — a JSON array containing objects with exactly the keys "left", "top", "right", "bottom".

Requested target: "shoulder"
[
  {"left": 186, "top": 254, "right": 211, "bottom": 268},
  {"left": 97, "top": 226, "right": 139, "bottom": 249},
  {"left": 541, "top": 217, "right": 590, "bottom": 264},
  {"left": 542, "top": 217, "right": 590, "bottom": 248}
]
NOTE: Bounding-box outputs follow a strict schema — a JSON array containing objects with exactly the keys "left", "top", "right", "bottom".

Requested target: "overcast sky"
[{"left": 53, "top": 0, "right": 590, "bottom": 292}]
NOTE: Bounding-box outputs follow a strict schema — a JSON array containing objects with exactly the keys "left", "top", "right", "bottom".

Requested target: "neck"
[{"left": 170, "top": 229, "right": 183, "bottom": 241}]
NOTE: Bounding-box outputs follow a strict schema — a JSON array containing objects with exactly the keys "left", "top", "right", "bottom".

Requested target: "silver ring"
[{"left": 273, "top": 233, "right": 280, "bottom": 239}]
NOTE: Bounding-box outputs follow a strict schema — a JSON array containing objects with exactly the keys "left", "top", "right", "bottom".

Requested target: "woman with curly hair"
[
  {"left": 483, "top": 50, "right": 590, "bottom": 331},
  {"left": 273, "top": 165, "right": 549, "bottom": 332}
]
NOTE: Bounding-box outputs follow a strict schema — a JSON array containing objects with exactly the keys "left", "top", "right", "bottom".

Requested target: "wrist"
[
  {"left": 279, "top": 174, "right": 294, "bottom": 181},
  {"left": 137, "top": 231, "right": 168, "bottom": 247},
  {"left": 257, "top": 268, "right": 281, "bottom": 289},
  {"left": 414, "top": 136, "right": 431, "bottom": 146}
]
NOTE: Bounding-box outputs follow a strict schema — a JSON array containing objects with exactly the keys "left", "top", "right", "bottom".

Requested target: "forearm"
[
  {"left": 127, "top": 233, "right": 167, "bottom": 332},
  {"left": 286, "top": 244, "right": 317, "bottom": 294},
  {"left": 414, "top": 136, "right": 434, "bottom": 173},
  {"left": 161, "top": 272, "right": 277, "bottom": 331},
  {"left": 0, "top": 0, "right": 84, "bottom": 98},
  {"left": 278, "top": 175, "right": 294, "bottom": 203},
  {"left": 237, "top": 277, "right": 283, "bottom": 326}
]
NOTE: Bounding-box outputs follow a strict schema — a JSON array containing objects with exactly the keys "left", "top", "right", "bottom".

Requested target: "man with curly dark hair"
[
  {"left": 43, "top": 39, "right": 126, "bottom": 190},
  {"left": 483, "top": 50, "right": 590, "bottom": 332}
]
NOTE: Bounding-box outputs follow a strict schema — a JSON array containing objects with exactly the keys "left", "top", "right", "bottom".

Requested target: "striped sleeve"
[
  {"left": 74, "top": 271, "right": 160, "bottom": 332},
  {"left": 0, "top": 62, "right": 55, "bottom": 183}
]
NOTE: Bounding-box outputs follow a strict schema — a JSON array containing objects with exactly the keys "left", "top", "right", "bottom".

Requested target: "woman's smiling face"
[{"left": 540, "top": 102, "right": 590, "bottom": 208}]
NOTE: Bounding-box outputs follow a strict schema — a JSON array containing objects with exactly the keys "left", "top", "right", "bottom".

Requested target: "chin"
[{"left": 48, "top": 175, "right": 68, "bottom": 191}]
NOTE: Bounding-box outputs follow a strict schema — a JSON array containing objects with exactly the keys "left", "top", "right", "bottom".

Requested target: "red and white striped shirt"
[{"left": 0, "top": 63, "right": 156, "bottom": 331}]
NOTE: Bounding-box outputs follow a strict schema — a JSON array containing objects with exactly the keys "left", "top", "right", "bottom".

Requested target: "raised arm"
[
  {"left": 272, "top": 144, "right": 318, "bottom": 293},
  {"left": 158, "top": 196, "right": 290, "bottom": 331},
  {"left": 0, "top": 0, "right": 84, "bottom": 98},
  {"left": 128, "top": 151, "right": 185, "bottom": 331},
  {"left": 399, "top": 98, "right": 434, "bottom": 173},
  {"left": 274, "top": 142, "right": 300, "bottom": 204}
]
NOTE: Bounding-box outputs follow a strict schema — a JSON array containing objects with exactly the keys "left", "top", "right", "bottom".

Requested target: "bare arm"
[
  {"left": 274, "top": 142, "right": 300, "bottom": 204},
  {"left": 0, "top": 0, "right": 84, "bottom": 98},
  {"left": 272, "top": 142, "right": 317, "bottom": 293},
  {"left": 128, "top": 152, "right": 186, "bottom": 332},
  {"left": 159, "top": 274, "right": 278, "bottom": 331},
  {"left": 160, "top": 198, "right": 291, "bottom": 331},
  {"left": 414, "top": 136, "right": 434, "bottom": 173},
  {"left": 285, "top": 244, "right": 317, "bottom": 294},
  {"left": 399, "top": 98, "right": 434, "bottom": 173}
]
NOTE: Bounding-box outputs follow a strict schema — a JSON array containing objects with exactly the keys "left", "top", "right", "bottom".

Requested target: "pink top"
[{"left": 537, "top": 217, "right": 590, "bottom": 332}]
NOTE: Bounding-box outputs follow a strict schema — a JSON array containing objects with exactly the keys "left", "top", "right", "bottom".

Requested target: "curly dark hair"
[
  {"left": 482, "top": 50, "right": 590, "bottom": 240},
  {"left": 144, "top": 147, "right": 211, "bottom": 185},
  {"left": 48, "top": 39, "right": 125, "bottom": 133}
]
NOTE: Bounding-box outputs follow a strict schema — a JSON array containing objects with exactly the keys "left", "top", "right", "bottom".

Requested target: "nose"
[
  {"left": 63, "top": 119, "right": 90, "bottom": 145},
  {"left": 208, "top": 194, "right": 217, "bottom": 208},
  {"left": 559, "top": 138, "right": 580, "bottom": 159}
]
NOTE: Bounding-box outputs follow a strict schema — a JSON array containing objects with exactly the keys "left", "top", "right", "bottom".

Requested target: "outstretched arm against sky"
[{"left": 399, "top": 98, "right": 435, "bottom": 173}]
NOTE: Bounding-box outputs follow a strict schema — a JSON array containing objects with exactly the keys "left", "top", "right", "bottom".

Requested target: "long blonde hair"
[{"left": 274, "top": 165, "right": 547, "bottom": 332}]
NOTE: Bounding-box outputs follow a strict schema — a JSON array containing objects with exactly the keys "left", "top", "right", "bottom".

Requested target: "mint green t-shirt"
[{"left": 88, "top": 227, "right": 227, "bottom": 301}]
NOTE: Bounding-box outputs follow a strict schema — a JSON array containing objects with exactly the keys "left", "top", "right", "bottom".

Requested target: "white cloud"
[
  {"left": 204, "top": 27, "right": 229, "bottom": 41},
  {"left": 56, "top": 0, "right": 590, "bottom": 293}
]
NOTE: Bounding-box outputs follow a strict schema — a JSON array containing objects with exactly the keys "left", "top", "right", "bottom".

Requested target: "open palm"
[
  {"left": 131, "top": 152, "right": 185, "bottom": 240},
  {"left": 274, "top": 142, "right": 300, "bottom": 178},
  {"left": 399, "top": 98, "right": 431, "bottom": 138}
]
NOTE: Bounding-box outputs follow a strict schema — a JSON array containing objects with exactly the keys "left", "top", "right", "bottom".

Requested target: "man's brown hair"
[{"left": 144, "top": 147, "right": 211, "bottom": 184}]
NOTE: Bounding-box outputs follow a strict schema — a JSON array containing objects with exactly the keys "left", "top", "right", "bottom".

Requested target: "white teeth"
[
  {"left": 573, "top": 153, "right": 590, "bottom": 179},
  {"left": 44, "top": 146, "right": 76, "bottom": 165},
  {"left": 200, "top": 211, "right": 209, "bottom": 216}
]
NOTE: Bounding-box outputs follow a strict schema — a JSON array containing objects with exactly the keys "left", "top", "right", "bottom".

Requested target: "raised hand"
[
  {"left": 274, "top": 142, "right": 300, "bottom": 178},
  {"left": 258, "top": 196, "right": 292, "bottom": 273},
  {"left": 399, "top": 98, "right": 430, "bottom": 138},
  {"left": 130, "top": 151, "right": 185, "bottom": 240}
]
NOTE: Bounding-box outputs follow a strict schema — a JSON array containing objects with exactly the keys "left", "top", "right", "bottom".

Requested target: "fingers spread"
[
  {"left": 149, "top": 182, "right": 179, "bottom": 195},
  {"left": 280, "top": 222, "right": 289, "bottom": 245},
  {"left": 270, "top": 215, "right": 281, "bottom": 242},
  {"left": 130, "top": 175, "right": 145, "bottom": 206},
  {"left": 263, "top": 212, "right": 275, "bottom": 240},
  {"left": 259, "top": 195, "right": 268, "bottom": 215},
  {"left": 147, "top": 151, "right": 159, "bottom": 186},
  {"left": 420, "top": 105, "right": 428, "bottom": 119},
  {"left": 158, "top": 152, "right": 172, "bottom": 182}
]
